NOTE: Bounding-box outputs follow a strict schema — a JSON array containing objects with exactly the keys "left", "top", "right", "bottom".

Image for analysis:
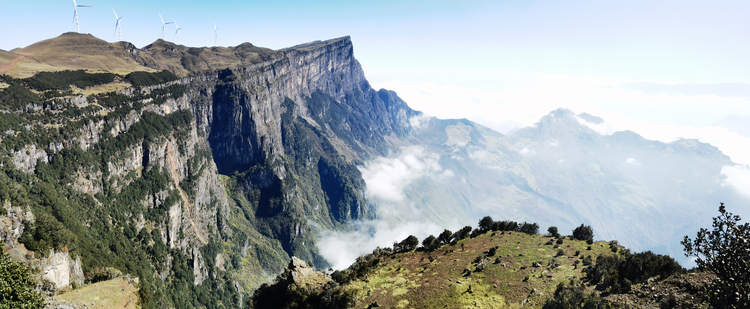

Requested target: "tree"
[
  {"left": 478, "top": 216, "right": 494, "bottom": 232},
  {"left": 682, "top": 203, "right": 750, "bottom": 308},
  {"left": 573, "top": 224, "right": 594, "bottom": 242},
  {"left": 421, "top": 235, "right": 437, "bottom": 251},
  {"left": 548, "top": 226, "right": 559, "bottom": 237},
  {"left": 394, "top": 235, "right": 419, "bottom": 252},
  {"left": 453, "top": 226, "right": 473, "bottom": 241},
  {"left": 0, "top": 247, "right": 45, "bottom": 309},
  {"left": 438, "top": 229, "right": 453, "bottom": 245},
  {"left": 519, "top": 222, "right": 539, "bottom": 235}
]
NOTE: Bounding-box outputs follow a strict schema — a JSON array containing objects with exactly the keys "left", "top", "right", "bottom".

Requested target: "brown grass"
[{"left": 56, "top": 277, "right": 138, "bottom": 309}]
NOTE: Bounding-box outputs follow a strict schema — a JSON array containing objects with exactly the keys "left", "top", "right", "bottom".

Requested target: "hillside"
[{"left": 249, "top": 219, "right": 712, "bottom": 309}]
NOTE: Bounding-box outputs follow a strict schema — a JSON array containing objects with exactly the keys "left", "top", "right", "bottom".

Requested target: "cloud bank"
[
  {"left": 318, "top": 146, "right": 454, "bottom": 270},
  {"left": 358, "top": 146, "right": 442, "bottom": 202}
]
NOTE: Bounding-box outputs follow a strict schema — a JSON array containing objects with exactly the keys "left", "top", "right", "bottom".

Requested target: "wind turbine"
[
  {"left": 214, "top": 23, "right": 218, "bottom": 46},
  {"left": 72, "top": 0, "right": 91, "bottom": 33},
  {"left": 174, "top": 20, "right": 183, "bottom": 44},
  {"left": 112, "top": 8, "right": 123, "bottom": 41},
  {"left": 159, "top": 13, "right": 173, "bottom": 40}
]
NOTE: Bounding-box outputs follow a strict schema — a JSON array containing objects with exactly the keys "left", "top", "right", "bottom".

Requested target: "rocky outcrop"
[
  {"left": 12, "top": 144, "right": 48, "bottom": 174},
  {"left": 0, "top": 205, "right": 33, "bottom": 249},
  {"left": 38, "top": 250, "right": 84, "bottom": 290}
]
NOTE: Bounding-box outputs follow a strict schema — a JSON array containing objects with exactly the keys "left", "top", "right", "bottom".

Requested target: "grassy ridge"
[{"left": 343, "top": 232, "right": 614, "bottom": 309}]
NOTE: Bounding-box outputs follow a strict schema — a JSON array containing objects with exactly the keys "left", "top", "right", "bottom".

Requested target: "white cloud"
[
  {"left": 626, "top": 158, "right": 639, "bottom": 165},
  {"left": 575, "top": 115, "right": 616, "bottom": 136},
  {"left": 408, "top": 113, "right": 431, "bottom": 129},
  {"left": 358, "top": 146, "right": 442, "bottom": 202},
  {"left": 721, "top": 165, "right": 750, "bottom": 198},
  {"left": 317, "top": 220, "right": 444, "bottom": 270}
]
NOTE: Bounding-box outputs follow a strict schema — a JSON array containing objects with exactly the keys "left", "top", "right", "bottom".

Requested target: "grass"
[
  {"left": 343, "top": 232, "right": 614, "bottom": 309},
  {"left": 55, "top": 277, "right": 138, "bottom": 309}
]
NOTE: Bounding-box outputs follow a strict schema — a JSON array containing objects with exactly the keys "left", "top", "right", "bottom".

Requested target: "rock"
[
  {"left": 12, "top": 144, "right": 48, "bottom": 174},
  {"left": 532, "top": 262, "right": 542, "bottom": 267},
  {"left": 287, "top": 256, "right": 318, "bottom": 285}
]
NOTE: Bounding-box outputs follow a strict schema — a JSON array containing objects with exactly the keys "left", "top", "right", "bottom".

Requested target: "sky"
[{"left": 3, "top": 0, "right": 750, "bottom": 266}]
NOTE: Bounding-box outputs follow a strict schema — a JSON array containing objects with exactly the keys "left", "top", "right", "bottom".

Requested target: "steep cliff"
[{"left": 0, "top": 34, "right": 418, "bottom": 308}]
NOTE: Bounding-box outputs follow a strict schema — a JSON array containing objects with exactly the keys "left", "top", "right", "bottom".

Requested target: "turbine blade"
[
  {"left": 112, "top": 8, "right": 118, "bottom": 19},
  {"left": 159, "top": 12, "right": 165, "bottom": 24},
  {"left": 77, "top": 5, "right": 91, "bottom": 7}
]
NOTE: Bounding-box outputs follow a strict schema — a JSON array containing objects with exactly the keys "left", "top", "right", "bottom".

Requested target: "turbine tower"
[
  {"left": 214, "top": 23, "right": 218, "bottom": 46},
  {"left": 159, "top": 13, "right": 173, "bottom": 40},
  {"left": 112, "top": 8, "right": 123, "bottom": 42},
  {"left": 72, "top": 0, "right": 91, "bottom": 33},
  {"left": 174, "top": 20, "right": 183, "bottom": 44}
]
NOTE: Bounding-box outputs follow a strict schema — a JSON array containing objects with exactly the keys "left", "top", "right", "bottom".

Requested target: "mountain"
[
  {"left": 1, "top": 34, "right": 417, "bottom": 308},
  {"left": 0, "top": 33, "right": 743, "bottom": 308},
  {"left": 364, "top": 109, "right": 748, "bottom": 265}
]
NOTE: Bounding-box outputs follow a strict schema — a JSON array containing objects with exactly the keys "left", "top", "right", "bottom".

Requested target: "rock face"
[
  {"left": 0, "top": 35, "right": 419, "bottom": 303},
  {"left": 37, "top": 250, "right": 84, "bottom": 289},
  {"left": 12, "top": 144, "right": 48, "bottom": 174},
  {"left": 285, "top": 256, "right": 331, "bottom": 287}
]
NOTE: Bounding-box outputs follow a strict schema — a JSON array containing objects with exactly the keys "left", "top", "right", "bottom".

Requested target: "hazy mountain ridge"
[{"left": 376, "top": 108, "right": 745, "bottom": 265}]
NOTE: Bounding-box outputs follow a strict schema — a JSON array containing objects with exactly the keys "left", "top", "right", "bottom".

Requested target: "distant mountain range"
[{"left": 373, "top": 109, "right": 748, "bottom": 264}]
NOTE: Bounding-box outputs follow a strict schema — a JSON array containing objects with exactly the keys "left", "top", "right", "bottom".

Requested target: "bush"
[
  {"left": 548, "top": 226, "right": 559, "bottom": 237},
  {"left": 421, "top": 235, "right": 437, "bottom": 251},
  {"left": 393, "top": 235, "right": 419, "bottom": 252},
  {"left": 682, "top": 203, "right": 750, "bottom": 308},
  {"left": 478, "top": 216, "right": 494, "bottom": 232},
  {"left": 586, "top": 251, "right": 684, "bottom": 293},
  {"left": 0, "top": 247, "right": 45, "bottom": 308},
  {"left": 543, "top": 279, "right": 611, "bottom": 309},
  {"left": 573, "top": 224, "right": 594, "bottom": 242},
  {"left": 437, "top": 229, "right": 453, "bottom": 246},
  {"left": 519, "top": 222, "right": 539, "bottom": 235},
  {"left": 452, "top": 226, "right": 473, "bottom": 241}
]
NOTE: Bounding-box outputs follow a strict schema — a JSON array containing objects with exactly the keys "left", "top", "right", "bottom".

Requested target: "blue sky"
[{"left": 3, "top": 0, "right": 750, "bottom": 196}]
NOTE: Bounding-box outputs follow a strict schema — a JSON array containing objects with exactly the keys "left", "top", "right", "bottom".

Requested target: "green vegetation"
[
  {"left": 124, "top": 70, "right": 178, "bottom": 87},
  {"left": 573, "top": 224, "right": 594, "bottom": 242},
  {"left": 0, "top": 247, "right": 45, "bottom": 309},
  {"left": 683, "top": 203, "right": 750, "bottom": 308},
  {"left": 585, "top": 251, "right": 684, "bottom": 293},
  {"left": 23, "top": 70, "right": 116, "bottom": 92}
]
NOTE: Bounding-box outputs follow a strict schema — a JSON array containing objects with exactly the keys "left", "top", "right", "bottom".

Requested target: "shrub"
[
  {"left": 452, "top": 226, "right": 473, "bottom": 241},
  {"left": 682, "top": 203, "right": 750, "bottom": 308},
  {"left": 421, "top": 235, "right": 437, "bottom": 251},
  {"left": 519, "top": 222, "right": 539, "bottom": 235},
  {"left": 393, "top": 235, "right": 419, "bottom": 252},
  {"left": 478, "top": 216, "right": 494, "bottom": 232},
  {"left": 437, "top": 229, "right": 453, "bottom": 245},
  {"left": 488, "top": 247, "right": 497, "bottom": 257},
  {"left": 586, "top": 251, "right": 684, "bottom": 293},
  {"left": 573, "top": 224, "right": 594, "bottom": 242},
  {"left": 0, "top": 247, "right": 45, "bottom": 308},
  {"left": 542, "top": 279, "right": 611, "bottom": 309},
  {"left": 548, "top": 226, "right": 559, "bottom": 237}
]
